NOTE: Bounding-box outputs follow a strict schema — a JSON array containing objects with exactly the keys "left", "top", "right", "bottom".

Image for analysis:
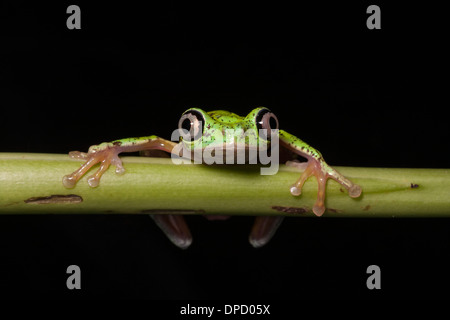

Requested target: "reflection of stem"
[{"left": 1, "top": 153, "right": 450, "bottom": 217}]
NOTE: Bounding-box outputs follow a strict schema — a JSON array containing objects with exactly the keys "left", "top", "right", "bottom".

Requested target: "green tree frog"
[{"left": 62, "top": 107, "right": 361, "bottom": 249}]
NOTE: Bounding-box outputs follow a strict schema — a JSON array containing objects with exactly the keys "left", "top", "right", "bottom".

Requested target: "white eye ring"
[
  {"left": 260, "top": 112, "right": 279, "bottom": 131},
  {"left": 256, "top": 109, "right": 279, "bottom": 140}
]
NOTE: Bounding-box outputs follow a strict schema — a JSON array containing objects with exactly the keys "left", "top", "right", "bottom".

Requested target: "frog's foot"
[
  {"left": 288, "top": 160, "right": 361, "bottom": 217},
  {"left": 62, "top": 148, "right": 125, "bottom": 188},
  {"left": 150, "top": 214, "right": 192, "bottom": 249},
  {"left": 249, "top": 216, "right": 284, "bottom": 248}
]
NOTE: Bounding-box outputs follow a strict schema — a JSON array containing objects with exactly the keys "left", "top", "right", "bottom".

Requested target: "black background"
[{"left": 1, "top": 1, "right": 449, "bottom": 301}]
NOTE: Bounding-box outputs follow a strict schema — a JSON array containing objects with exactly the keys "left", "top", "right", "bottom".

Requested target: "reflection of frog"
[{"left": 62, "top": 107, "right": 361, "bottom": 248}]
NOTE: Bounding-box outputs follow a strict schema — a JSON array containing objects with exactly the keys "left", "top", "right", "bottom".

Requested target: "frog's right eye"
[
  {"left": 178, "top": 110, "right": 205, "bottom": 141},
  {"left": 255, "top": 108, "right": 279, "bottom": 141}
]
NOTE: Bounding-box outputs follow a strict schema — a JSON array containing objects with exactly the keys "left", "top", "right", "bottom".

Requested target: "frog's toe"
[
  {"left": 328, "top": 168, "right": 362, "bottom": 199},
  {"left": 312, "top": 171, "right": 327, "bottom": 216},
  {"left": 86, "top": 158, "right": 114, "bottom": 188},
  {"left": 111, "top": 156, "right": 125, "bottom": 175},
  {"left": 87, "top": 175, "right": 100, "bottom": 188},
  {"left": 313, "top": 203, "right": 326, "bottom": 217},
  {"left": 62, "top": 174, "right": 77, "bottom": 189},
  {"left": 290, "top": 185, "right": 301, "bottom": 196},
  {"left": 289, "top": 162, "right": 314, "bottom": 197},
  {"left": 349, "top": 184, "right": 362, "bottom": 198}
]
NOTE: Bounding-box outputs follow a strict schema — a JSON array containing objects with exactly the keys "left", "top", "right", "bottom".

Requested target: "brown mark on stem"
[
  {"left": 24, "top": 194, "right": 83, "bottom": 204},
  {"left": 2, "top": 201, "right": 20, "bottom": 207},
  {"left": 271, "top": 205, "right": 308, "bottom": 214}
]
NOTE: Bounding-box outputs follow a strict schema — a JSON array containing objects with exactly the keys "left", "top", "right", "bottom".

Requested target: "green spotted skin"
[
  {"left": 278, "top": 130, "right": 323, "bottom": 161},
  {"left": 88, "top": 135, "right": 160, "bottom": 153}
]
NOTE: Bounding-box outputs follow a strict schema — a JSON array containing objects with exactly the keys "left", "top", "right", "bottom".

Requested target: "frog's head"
[{"left": 177, "top": 107, "right": 278, "bottom": 163}]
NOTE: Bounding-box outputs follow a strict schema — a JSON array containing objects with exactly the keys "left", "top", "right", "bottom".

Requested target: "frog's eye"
[
  {"left": 178, "top": 110, "right": 205, "bottom": 141},
  {"left": 255, "top": 108, "right": 279, "bottom": 140}
]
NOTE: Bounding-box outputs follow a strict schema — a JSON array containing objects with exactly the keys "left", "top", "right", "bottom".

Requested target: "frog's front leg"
[
  {"left": 63, "top": 136, "right": 177, "bottom": 188},
  {"left": 63, "top": 136, "right": 195, "bottom": 249},
  {"left": 279, "top": 130, "right": 362, "bottom": 216}
]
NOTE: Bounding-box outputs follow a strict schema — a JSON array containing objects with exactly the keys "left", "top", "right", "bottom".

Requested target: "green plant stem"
[{"left": 0, "top": 152, "right": 449, "bottom": 217}]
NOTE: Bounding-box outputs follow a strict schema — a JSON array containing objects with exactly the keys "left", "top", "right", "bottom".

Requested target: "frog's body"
[
  {"left": 176, "top": 108, "right": 273, "bottom": 166},
  {"left": 63, "top": 107, "right": 361, "bottom": 249}
]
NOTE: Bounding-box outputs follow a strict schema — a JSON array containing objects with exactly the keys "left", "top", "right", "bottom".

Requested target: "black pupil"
[
  {"left": 180, "top": 110, "right": 205, "bottom": 140},
  {"left": 269, "top": 116, "right": 277, "bottom": 129},
  {"left": 256, "top": 110, "right": 268, "bottom": 130},
  {"left": 181, "top": 118, "right": 192, "bottom": 132}
]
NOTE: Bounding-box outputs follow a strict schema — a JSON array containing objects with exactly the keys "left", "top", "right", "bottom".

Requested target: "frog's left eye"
[
  {"left": 178, "top": 110, "right": 205, "bottom": 141},
  {"left": 255, "top": 108, "right": 279, "bottom": 140}
]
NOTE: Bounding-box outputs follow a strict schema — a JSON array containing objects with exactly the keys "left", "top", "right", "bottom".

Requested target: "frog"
[{"left": 62, "top": 107, "right": 362, "bottom": 249}]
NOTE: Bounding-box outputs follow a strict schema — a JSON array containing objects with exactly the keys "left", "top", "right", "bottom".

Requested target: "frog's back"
[{"left": 207, "top": 110, "right": 244, "bottom": 123}]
